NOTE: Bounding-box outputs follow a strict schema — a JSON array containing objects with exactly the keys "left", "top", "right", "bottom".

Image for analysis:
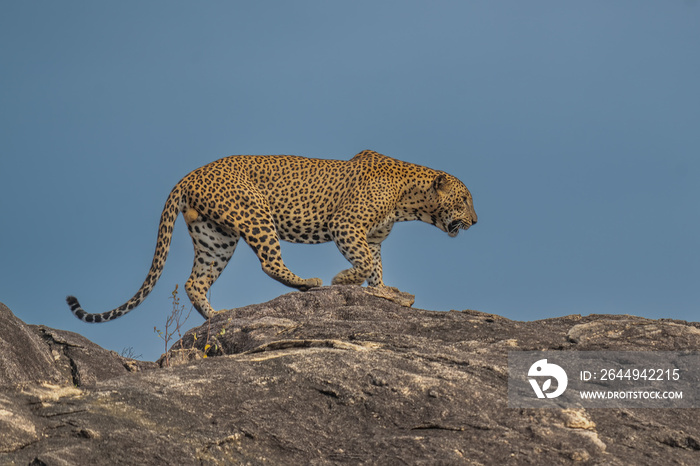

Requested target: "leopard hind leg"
[
  {"left": 239, "top": 218, "right": 322, "bottom": 290},
  {"left": 185, "top": 217, "right": 239, "bottom": 319},
  {"left": 203, "top": 190, "right": 322, "bottom": 292}
]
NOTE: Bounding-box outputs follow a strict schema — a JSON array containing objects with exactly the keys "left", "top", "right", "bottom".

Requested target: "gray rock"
[
  {"left": 0, "top": 302, "right": 63, "bottom": 386},
  {"left": 1, "top": 289, "right": 699, "bottom": 465}
]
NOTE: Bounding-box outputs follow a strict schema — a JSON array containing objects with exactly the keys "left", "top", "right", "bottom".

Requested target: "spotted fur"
[{"left": 67, "top": 150, "right": 477, "bottom": 322}]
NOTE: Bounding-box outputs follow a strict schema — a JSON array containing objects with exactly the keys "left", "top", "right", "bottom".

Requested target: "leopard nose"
[{"left": 471, "top": 213, "right": 478, "bottom": 225}]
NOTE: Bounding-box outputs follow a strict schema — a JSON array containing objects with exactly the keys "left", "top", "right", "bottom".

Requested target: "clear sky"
[{"left": 1, "top": 1, "right": 698, "bottom": 361}]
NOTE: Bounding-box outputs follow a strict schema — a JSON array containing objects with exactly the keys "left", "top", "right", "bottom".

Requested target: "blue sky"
[{"left": 1, "top": 1, "right": 698, "bottom": 361}]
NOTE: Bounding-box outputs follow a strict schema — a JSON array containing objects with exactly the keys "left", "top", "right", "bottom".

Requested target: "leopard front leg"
[
  {"left": 330, "top": 222, "right": 373, "bottom": 285},
  {"left": 365, "top": 225, "right": 392, "bottom": 287},
  {"left": 366, "top": 243, "right": 384, "bottom": 286}
]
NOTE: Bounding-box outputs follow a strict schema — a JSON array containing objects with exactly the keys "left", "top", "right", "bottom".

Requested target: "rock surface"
[{"left": 1, "top": 287, "right": 699, "bottom": 465}]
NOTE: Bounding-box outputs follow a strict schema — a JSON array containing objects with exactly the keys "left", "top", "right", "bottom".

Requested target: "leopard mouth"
[{"left": 447, "top": 220, "right": 467, "bottom": 237}]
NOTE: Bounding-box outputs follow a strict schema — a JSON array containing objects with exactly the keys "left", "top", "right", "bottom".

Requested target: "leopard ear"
[{"left": 432, "top": 174, "right": 448, "bottom": 193}]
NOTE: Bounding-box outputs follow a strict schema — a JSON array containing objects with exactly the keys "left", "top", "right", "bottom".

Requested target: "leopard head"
[{"left": 432, "top": 173, "right": 477, "bottom": 237}]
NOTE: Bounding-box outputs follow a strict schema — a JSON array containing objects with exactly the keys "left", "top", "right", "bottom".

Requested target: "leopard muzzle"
[{"left": 447, "top": 219, "right": 471, "bottom": 237}]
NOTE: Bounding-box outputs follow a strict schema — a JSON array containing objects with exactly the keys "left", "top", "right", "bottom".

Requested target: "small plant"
[
  {"left": 154, "top": 284, "right": 193, "bottom": 367},
  {"left": 156, "top": 268, "right": 230, "bottom": 365},
  {"left": 202, "top": 322, "right": 227, "bottom": 358},
  {"left": 120, "top": 346, "right": 142, "bottom": 360}
]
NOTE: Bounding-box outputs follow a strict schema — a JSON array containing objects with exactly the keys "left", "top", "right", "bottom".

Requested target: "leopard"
[{"left": 67, "top": 150, "right": 477, "bottom": 323}]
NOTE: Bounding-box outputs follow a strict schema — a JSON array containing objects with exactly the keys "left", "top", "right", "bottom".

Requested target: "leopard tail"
[{"left": 66, "top": 184, "right": 185, "bottom": 323}]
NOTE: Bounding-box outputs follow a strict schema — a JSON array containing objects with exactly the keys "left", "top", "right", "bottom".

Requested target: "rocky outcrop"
[{"left": 1, "top": 287, "right": 699, "bottom": 465}]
